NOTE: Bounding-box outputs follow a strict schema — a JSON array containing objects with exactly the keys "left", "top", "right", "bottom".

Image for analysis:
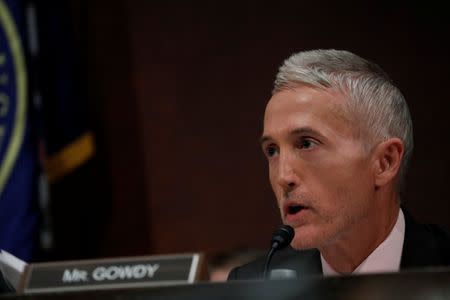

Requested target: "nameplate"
[{"left": 19, "top": 253, "right": 201, "bottom": 294}]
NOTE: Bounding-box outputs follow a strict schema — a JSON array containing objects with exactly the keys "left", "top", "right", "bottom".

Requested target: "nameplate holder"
[{"left": 18, "top": 253, "right": 202, "bottom": 294}]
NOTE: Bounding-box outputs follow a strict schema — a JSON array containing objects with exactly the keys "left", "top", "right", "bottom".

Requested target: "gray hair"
[{"left": 274, "top": 49, "right": 413, "bottom": 187}]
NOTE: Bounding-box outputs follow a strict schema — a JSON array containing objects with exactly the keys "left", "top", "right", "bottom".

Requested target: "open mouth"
[{"left": 287, "top": 204, "right": 306, "bottom": 215}]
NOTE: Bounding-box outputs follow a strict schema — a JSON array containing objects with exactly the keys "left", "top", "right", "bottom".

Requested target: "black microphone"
[{"left": 263, "top": 225, "right": 295, "bottom": 279}]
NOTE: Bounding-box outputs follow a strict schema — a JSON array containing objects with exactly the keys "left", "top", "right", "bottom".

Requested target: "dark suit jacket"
[{"left": 228, "top": 211, "right": 450, "bottom": 280}]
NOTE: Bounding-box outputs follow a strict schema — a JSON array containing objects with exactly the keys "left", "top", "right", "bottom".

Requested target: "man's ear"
[{"left": 373, "top": 138, "right": 404, "bottom": 188}]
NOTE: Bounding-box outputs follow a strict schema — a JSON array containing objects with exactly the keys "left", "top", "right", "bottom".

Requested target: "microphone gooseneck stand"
[{"left": 263, "top": 225, "right": 295, "bottom": 279}]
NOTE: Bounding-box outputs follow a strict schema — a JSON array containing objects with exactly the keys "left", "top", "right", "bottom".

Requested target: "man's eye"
[
  {"left": 265, "top": 146, "right": 278, "bottom": 157},
  {"left": 298, "top": 138, "right": 316, "bottom": 149}
]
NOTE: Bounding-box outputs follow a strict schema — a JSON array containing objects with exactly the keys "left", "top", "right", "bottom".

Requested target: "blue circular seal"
[{"left": 0, "top": 0, "right": 27, "bottom": 196}]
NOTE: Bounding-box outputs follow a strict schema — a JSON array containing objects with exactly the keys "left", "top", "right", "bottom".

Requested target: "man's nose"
[{"left": 276, "top": 151, "right": 298, "bottom": 190}]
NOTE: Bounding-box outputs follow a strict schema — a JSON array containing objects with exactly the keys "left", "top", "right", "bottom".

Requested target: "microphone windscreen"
[{"left": 270, "top": 225, "right": 295, "bottom": 249}]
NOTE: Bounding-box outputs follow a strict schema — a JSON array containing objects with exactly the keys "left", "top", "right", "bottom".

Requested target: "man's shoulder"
[
  {"left": 402, "top": 210, "right": 450, "bottom": 269},
  {"left": 228, "top": 247, "right": 321, "bottom": 280}
]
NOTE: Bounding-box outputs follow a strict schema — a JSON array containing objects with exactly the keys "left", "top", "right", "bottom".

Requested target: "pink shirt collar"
[{"left": 321, "top": 209, "right": 405, "bottom": 275}]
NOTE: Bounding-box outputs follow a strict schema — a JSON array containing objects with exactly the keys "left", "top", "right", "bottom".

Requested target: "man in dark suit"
[{"left": 229, "top": 49, "right": 450, "bottom": 279}]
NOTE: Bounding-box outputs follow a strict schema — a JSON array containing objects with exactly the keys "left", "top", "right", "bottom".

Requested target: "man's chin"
[
  {"left": 289, "top": 229, "right": 323, "bottom": 250},
  {"left": 290, "top": 239, "right": 317, "bottom": 250}
]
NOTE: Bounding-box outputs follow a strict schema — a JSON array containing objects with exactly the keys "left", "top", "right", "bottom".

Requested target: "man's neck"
[{"left": 319, "top": 197, "right": 400, "bottom": 274}]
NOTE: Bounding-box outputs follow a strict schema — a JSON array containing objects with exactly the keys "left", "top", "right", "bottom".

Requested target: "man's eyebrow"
[
  {"left": 290, "top": 127, "right": 322, "bottom": 137},
  {"left": 259, "top": 135, "right": 272, "bottom": 146},
  {"left": 259, "top": 127, "right": 325, "bottom": 145}
]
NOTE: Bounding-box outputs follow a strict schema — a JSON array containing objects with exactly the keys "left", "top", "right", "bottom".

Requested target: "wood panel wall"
[{"left": 73, "top": 0, "right": 450, "bottom": 259}]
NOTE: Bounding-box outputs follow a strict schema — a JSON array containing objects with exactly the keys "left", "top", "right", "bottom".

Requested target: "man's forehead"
[
  {"left": 262, "top": 87, "right": 357, "bottom": 139},
  {"left": 266, "top": 86, "right": 350, "bottom": 115}
]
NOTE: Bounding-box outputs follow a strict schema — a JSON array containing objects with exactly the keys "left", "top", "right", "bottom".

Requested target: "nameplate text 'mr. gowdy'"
[{"left": 19, "top": 253, "right": 201, "bottom": 294}]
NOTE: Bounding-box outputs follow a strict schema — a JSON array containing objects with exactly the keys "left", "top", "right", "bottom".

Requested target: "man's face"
[{"left": 261, "top": 86, "right": 377, "bottom": 250}]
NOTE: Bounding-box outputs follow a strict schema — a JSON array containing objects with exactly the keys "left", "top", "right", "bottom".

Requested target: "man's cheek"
[
  {"left": 268, "top": 168, "right": 277, "bottom": 186},
  {"left": 275, "top": 192, "right": 283, "bottom": 210}
]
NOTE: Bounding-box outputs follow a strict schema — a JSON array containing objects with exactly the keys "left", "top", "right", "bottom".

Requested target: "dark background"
[{"left": 47, "top": 0, "right": 450, "bottom": 261}]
